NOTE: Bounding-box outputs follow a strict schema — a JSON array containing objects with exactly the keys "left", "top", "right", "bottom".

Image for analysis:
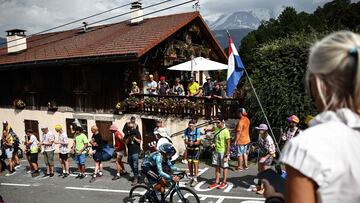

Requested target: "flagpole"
[{"left": 243, "top": 67, "right": 281, "bottom": 154}]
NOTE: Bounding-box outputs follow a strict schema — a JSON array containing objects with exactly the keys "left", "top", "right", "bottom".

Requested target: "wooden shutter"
[{"left": 24, "top": 120, "right": 39, "bottom": 140}]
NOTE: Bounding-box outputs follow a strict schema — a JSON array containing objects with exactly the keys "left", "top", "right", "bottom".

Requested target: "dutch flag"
[{"left": 226, "top": 33, "right": 245, "bottom": 97}]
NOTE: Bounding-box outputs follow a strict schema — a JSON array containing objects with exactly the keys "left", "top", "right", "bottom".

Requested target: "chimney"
[
  {"left": 6, "top": 29, "right": 27, "bottom": 54},
  {"left": 130, "top": 1, "right": 143, "bottom": 24}
]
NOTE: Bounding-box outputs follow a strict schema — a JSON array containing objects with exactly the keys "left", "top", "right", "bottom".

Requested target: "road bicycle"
[{"left": 129, "top": 171, "right": 200, "bottom": 203}]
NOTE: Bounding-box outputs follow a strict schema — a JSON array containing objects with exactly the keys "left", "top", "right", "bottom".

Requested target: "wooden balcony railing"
[{"left": 122, "top": 94, "right": 243, "bottom": 119}]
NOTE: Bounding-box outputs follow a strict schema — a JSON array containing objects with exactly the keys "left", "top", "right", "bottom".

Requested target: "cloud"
[
  {"left": 0, "top": 0, "right": 358, "bottom": 37},
  {"left": 201, "top": 0, "right": 333, "bottom": 18}
]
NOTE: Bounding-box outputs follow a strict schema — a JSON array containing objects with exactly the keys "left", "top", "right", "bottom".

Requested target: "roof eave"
[{"left": 0, "top": 53, "right": 138, "bottom": 70}]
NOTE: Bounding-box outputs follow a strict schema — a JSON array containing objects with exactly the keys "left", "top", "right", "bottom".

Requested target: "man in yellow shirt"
[{"left": 187, "top": 78, "right": 200, "bottom": 96}]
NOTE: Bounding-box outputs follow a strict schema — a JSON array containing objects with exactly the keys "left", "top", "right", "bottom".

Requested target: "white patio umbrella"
[{"left": 167, "top": 57, "right": 227, "bottom": 72}]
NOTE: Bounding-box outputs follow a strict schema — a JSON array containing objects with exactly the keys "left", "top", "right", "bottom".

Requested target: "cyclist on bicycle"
[{"left": 141, "top": 143, "right": 184, "bottom": 193}]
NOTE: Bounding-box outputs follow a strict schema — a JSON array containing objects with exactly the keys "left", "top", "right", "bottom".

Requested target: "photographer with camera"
[{"left": 124, "top": 123, "right": 142, "bottom": 186}]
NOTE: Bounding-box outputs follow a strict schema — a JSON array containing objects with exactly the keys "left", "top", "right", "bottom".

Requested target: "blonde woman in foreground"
[{"left": 264, "top": 31, "right": 360, "bottom": 203}]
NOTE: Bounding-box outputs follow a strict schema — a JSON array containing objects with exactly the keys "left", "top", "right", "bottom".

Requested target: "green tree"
[{"left": 244, "top": 33, "right": 320, "bottom": 132}]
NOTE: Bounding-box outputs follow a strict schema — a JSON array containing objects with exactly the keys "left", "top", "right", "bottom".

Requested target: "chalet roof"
[{"left": 0, "top": 12, "right": 226, "bottom": 67}]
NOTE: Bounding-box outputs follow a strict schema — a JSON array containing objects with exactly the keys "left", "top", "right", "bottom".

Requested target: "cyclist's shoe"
[
  {"left": 218, "top": 182, "right": 228, "bottom": 189},
  {"left": 191, "top": 179, "right": 198, "bottom": 187},
  {"left": 209, "top": 182, "right": 220, "bottom": 189}
]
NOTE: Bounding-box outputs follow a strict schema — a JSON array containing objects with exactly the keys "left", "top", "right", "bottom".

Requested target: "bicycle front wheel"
[
  {"left": 129, "top": 184, "right": 152, "bottom": 203},
  {"left": 169, "top": 187, "right": 200, "bottom": 203}
]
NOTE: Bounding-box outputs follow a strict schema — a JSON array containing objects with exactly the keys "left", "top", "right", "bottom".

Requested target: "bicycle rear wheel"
[
  {"left": 169, "top": 187, "right": 200, "bottom": 203},
  {"left": 129, "top": 184, "right": 153, "bottom": 203}
]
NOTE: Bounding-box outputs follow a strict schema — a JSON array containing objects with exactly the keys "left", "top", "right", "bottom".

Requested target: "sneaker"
[
  {"left": 218, "top": 182, "right": 228, "bottom": 189},
  {"left": 120, "top": 171, "right": 128, "bottom": 176},
  {"left": 190, "top": 179, "right": 198, "bottom": 187},
  {"left": 112, "top": 175, "right": 120, "bottom": 180},
  {"left": 209, "top": 182, "right": 220, "bottom": 189},
  {"left": 5, "top": 171, "right": 16, "bottom": 176},
  {"left": 26, "top": 170, "right": 32, "bottom": 174},
  {"left": 89, "top": 175, "right": 96, "bottom": 183},
  {"left": 79, "top": 174, "right": 86, "bottom": 179},
  {"left": 97, "top": 171, "right": 103, "bottom": 177},
  {"left": 181, "top": 159, "right": 188, "bottom": 164},
  {"left": 43, "top": 173, "right": 50, "bottom": 178},
  {"left": 49, "top": 173, "right": 54, "bottom": 177},
  {"left": 75, "top": 174, "right": 81, "bottom": 179},
  {"left": 63, "top": 173, "right": 69, "bottom": 178},
  {"left": 14, "top": 165, "right": 21, "bottom": 170},
  {"left": 31, "top": 171, "right": 40, "bottom": 177}
]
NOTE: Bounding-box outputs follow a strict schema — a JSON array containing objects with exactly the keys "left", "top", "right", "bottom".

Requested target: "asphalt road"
[{"left": 0, "top": 155, "right": 265, "bottom": 203}]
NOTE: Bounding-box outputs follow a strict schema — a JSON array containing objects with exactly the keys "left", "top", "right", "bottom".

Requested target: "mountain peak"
[{"left": 207, "top": 9, "right": 274, "bottom": 30}]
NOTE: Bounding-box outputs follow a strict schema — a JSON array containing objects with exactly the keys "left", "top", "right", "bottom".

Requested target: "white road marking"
[
  {"left": 215, "top": 197, "right": 225, "bottom": 203},
  {"left": 65, "top": 186, "right": 130, "bottom": 193},
  {"left": 193, "top": 181, "right": 235, "bottom": 193},
  {"left": 69, "top": 172, "right": 93, "bottom": 177},
  {"left": 223, "top": 182, "right": 234, "bottom": 193},
  {"left": 198, "top": 167, "right": 209, "bottom": 176},
  {"left": 193, "top": 181, "right": 212, "bottom": 192},
  {"left": 196, "top": 194, "right": 264, "bottom": 201},
  {"left": 200, "top": 196, "right": 207, "bottom": 200},
  {"left": 65, "top": 186, "right": 265, "bottom": 202},
  {"left": 1, "top": 183, "right": 38, "bottom": 187}
]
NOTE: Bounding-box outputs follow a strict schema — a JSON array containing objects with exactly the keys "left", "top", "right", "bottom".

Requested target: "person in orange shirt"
[{"left": 234, "top": 108, "right": 251, "bottom": 171}]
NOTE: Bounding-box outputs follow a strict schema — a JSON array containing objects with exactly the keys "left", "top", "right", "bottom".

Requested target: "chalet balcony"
[{"left": 119, "top": 94, "right": 243, "bottom": 119}]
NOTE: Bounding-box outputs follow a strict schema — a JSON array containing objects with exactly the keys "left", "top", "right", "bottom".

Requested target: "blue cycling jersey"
[{"left": 142, "top": 151, "right": 181, "bottom": 181}]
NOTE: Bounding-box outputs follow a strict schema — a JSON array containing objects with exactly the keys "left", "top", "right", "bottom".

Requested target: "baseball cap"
[
  {"left": 54, "top": 124, "right": 62, "bottom": 131},
  {"left": 255, "top": 124, "right": 268, "bottom": 131}
]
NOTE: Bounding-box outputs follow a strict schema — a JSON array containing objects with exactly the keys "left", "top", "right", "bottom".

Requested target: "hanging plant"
[
  {"left": 13, "top": 99, "right": 26, "bottom": 109},
  {"left": 125, "top": 96, "right": 140, "bottom": 109},
  {"left": 144, "top": 97, "right": 157, "bottom": 106}
]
